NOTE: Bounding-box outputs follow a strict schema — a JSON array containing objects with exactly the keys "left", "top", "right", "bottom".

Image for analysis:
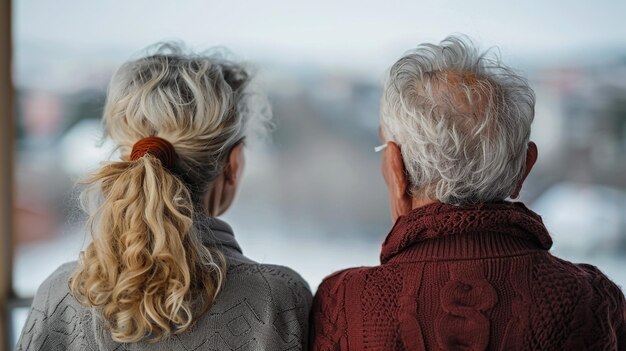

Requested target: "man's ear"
[
  {"left": 386, "top": 142, "right": 413, "bottom": 218},
  {"left": 511, "top": 141, "right": 538, "bottom": 199},
  {"left": 225, "top": 143, "right": 243, "bottom": 185},
  {"left": 387, "top": 142, "right": 409, "bottom": 198}
]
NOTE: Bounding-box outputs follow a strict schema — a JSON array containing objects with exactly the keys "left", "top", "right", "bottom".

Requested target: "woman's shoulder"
[
  {"left": 189, "top": 262, "right": 312, "bottom": 350},
  {"left": 18, "top": 262, "right": 84, "bottom": 351},
  {"left": 216, "top": 261, "right": 312, "bottom": 321},
  {"left": 33, "top": 261, "right": 78, "bottom": 305},
  {"left": 46, "top": 261, "right": 78, "bottom": 281},
  {"left": 225, "top": 262, "right": 312, "bottom": 301}
]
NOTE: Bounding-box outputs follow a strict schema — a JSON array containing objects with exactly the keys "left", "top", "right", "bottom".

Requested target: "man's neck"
[{"left": 411, "top": 197, "right": 438, "bottom": 210}]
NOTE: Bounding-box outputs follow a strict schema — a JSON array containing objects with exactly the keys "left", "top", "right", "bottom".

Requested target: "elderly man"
[{"left": 311, "top": 36, "right": 626, "bottom": 350}]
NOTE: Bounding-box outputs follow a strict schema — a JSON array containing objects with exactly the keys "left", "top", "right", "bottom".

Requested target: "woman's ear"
[
  {"left": 225, "top": 143, "right": 244, "bottom": 185},
  {"left": 511, "top": 141, "right": 538, "bottom": 199}
]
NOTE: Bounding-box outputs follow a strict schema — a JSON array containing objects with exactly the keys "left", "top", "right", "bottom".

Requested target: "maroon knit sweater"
[{"left": 311, "top": 202, "right": 626, "bottom": 350}]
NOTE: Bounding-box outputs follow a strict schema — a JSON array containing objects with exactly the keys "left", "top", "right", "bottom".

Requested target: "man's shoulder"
[
  {"left": 531, "top": 253, "right": 625, "bottom": 319},
  {"left": 535, "top": 253, "right": 624, "bottom": 294},
  {"left": 312, "top": 265, "right": 388, "bottom": 332},
  {"left": 316, "top": 265, "right": 390, "bottom": 297},
  {"left": 527, "top": 253, "right": 626, "bottom": 347},
  {"left": 569, "top": 261, "right": 625, "bottom": 304}
]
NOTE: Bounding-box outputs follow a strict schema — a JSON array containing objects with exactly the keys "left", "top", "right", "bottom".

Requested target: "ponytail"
[
  {"left": 69, "top": 155, "right": 225, "bottom": 343},
  {"left": 68, "top": 42, "right": 270, "bottom": 343}
]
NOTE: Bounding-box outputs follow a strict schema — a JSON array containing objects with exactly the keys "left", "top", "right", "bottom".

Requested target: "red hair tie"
[{"left": 130, "top": 136, "right": 178, "bottom": 169}]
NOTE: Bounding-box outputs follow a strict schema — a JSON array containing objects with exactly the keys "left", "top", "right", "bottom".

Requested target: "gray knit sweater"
[{"left": 17, "top": 218, "right": 312, "bottom": 350}]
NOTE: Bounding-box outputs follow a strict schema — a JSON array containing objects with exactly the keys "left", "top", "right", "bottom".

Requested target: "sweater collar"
[
  {"left": 380, "top": 201, "right": 553, "bottom": 264},
  {"left": 197, "top": 216, "right": 243, "bottom": 255}
]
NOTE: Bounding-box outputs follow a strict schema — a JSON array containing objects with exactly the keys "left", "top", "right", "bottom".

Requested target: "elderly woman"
[
  {"left": 311, "top": 36, "right": 626, "bottom": 350},
  {"left": 17, "top": 44, "right": 311, "bottom": 350}
]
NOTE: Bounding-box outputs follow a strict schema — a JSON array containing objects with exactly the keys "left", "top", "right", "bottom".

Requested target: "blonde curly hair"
[{"left": 69, "top": 43, "right": 270, "bottom": 343}]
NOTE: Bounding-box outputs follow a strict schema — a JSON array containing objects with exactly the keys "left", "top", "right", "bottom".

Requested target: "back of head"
[
  {"left": 380, "top": 35, "right": 535, "bottom": 205},
  {"left": 69, "top": 43, "right": 269, "bottom": 343}
]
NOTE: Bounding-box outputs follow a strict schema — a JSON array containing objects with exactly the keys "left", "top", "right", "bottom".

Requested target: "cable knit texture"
[
  {"left": 17, "top": 217, "right": 312, "bottom": 351},
  {"left": 311, "top": 202, "right": 626, "bottom": 350}
]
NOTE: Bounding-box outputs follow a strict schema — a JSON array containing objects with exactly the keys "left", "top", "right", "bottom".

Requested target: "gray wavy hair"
[{"left": 380, "top": 35, "right": 535, "bottom": 205}]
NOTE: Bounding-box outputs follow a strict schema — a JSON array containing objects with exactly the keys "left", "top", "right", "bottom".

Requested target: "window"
[{"left": 6, "top": 0, "right": 626, "bottom": 348}]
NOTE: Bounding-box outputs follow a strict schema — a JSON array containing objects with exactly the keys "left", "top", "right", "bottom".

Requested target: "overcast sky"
[{"left": 12, "top": 0, "right": 626, "bottom": 89}]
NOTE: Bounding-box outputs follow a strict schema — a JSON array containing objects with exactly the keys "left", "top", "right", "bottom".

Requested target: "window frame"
[{"left": 0, "top": 0, "right": 25, "bottom": 350}]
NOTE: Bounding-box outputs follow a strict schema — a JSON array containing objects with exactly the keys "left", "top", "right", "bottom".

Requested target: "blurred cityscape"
[
  {"left": 13, "top": 51, "right": 626, "bottom": 300},
  {"left": 10, "top": 53, "right": 626, "bottom": 351}
]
